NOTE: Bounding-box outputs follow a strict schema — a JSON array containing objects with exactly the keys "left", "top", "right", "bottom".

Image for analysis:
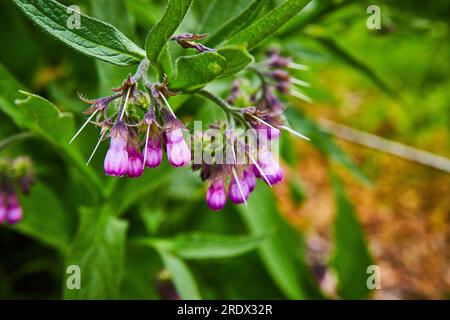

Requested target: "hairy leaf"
[
  {"left": 64, "top": 207, "right": 128, "bottom": 299},
  {"left": 145, "top": 0, "right": 192, "bottom": 63},
  {"left": 217, "top": 46, "right": 254, "bottom": 78},
  {"left": 225, "top": 0, "right": 308, "bottom": 50},
  {"left": 171, "top": 52, "right": 226, "bottom": 91},
  {"left": 205, "top": 0, "right": 271, "bottom": 47},
  {"left": 13, "top": 0, "right": 145, "bottom": 66}
]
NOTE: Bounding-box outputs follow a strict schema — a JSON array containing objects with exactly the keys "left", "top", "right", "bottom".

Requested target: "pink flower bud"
[
  {"left": 228, "top": 176, "right": 249, "bottom": 204},
  {"left": 127, "top": 145, "right": 144, "bottom": 178},
  {"left": 145, "top": 136, "right": 163, "bottom": 168},
  {"left": 255, "top": 149, "right": 284, "bottom": 185},
  {"left": 6, "top": 191, "right": 22, "bottom": 225},
  {"left": 244, "top": 168, "right": 256, "bottom": 193},
  {"left": 104, "top": 122, "right": 129, "bottom": 177},
  {"left": 165, "top": 127, "right": 191, "bottom": 168},
  {"left": 206, "top": 179, "right": 227, "bottom": 211}
]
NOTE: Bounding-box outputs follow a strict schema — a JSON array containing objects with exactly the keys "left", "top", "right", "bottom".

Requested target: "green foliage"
[
  {"left": 13, "top": 0, "right": 145, "bottom": 66},
  {"left": 225, "top": 0, "right": 309, "bottom": 50},
  {"left": 330, "top": 173, "right": 374, "bottom": 299},
  {"left": 171, "top": 52, "right": 226, "bottom": 91},
  {"left": 64, "top": 207, "right": 129, "bottom": 299},
  {"left": 145, "top": 0, "right": 192, "bottom": 63}
]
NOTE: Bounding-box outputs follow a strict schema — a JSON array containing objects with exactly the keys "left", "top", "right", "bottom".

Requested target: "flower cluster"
[
  {"left": 70, "top": 42, "right": 309, "bottom": 212},
  {"left": 0, "top": 157, "right": 34, "bottom": 225},
  {"left": 71, "top": 60, "right": 191, "bottom": 178}
]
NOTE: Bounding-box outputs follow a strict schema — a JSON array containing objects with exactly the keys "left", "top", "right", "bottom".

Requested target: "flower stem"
[{"left": 0, "top": 132, "right": 35, "bottom": 152}]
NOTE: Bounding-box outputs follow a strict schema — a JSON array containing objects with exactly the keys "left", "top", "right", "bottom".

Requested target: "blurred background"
[{"left": 0, "top": 0, "right": 449, "bottom": 299}]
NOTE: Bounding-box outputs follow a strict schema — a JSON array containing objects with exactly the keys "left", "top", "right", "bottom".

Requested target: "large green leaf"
[
  {"left": 15, "top": 91, "right": 103, "bottom": 193},
  {"left": 217, "top": 46, "right": 254, "bottom": 78},
  {"left": 13, "top": 0, "right": 145, "bottom": 66},
  {"left": 12, "top": 184, "right": 71, "bottom": 253},
  {"left": 171, "top": 52, "right": 226, "bottom": 91},
  {"left": 64, "top": 207, "right": 128, "bottom": 299},
  {"left": 205, "top": 0, "right": 271, "bottom": 47},
  {"left": 135, "top": 232, "right": 266, "bottom": 260},
  {"left": 91, "top": 0, "right": 136, "bottom": 94},
  {"left": 158, "top": 250, "right": 201, "bottom": 300},
  {"left": 145, "top": 0, "right": 192, "bottom": 63},
  {"left": 330, "top": 173, "right": 374, "bottom": 299},
  {"left": 287, "top": 108, "right": 370, "bottom": 183},
  {"left": 225, "top": 0, "right": 309, "bottom": 51},
  {"left": 238, "top": 184, "right": 323, "bottom": 299}
]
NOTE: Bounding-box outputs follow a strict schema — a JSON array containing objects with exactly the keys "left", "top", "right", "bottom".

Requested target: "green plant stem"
[
  {"left": 0, "top": 132, "right": 35, "bottom": 152},
  {"left": 196, "top": 90, "right": 249, "bottom": 128}
]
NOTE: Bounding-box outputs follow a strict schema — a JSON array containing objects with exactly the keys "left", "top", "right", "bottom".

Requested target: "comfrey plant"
[
  {"left": 0, "top": 157, "right": 34, "bottom": 225},
  {"left": 70, "top": 41, "right": 310, "bottom": 211}
]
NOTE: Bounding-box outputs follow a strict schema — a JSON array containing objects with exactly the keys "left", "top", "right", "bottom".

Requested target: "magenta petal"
[
  {"left": 104, "top": 148, "right": 128, "bottom": 176},
  {"left": 6, "top": 193, "right": 22, "bottom": 224},
  {"left": 206, "top": 180, "right": 226, "bottom": 211},
  {"left": 0, "top": 196, "right": 6, "bottom": 224},
  {"left": 127, "top": 147, "right": 144, "bottom": 178},
  {"left": 244, "top": 169, "right": 256, "bottom": 193},
  {"left": 228, "top": 176, "right": 249, "bottom": 204},
  {"left": 167, "top": 140, "right": 191, "bottom": 167},
  {"left": 145, "top": 138, "right": 163, "bottom": 168}
]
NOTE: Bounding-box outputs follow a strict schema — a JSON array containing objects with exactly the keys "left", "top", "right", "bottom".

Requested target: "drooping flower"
[
  {"left": 6, "top": 190, "right": 22, "bottom": 225},
  {"left": 228, "top": 175, "right": 249, "bottom": 204},
  {"left": 126, "top": 144, "right": 144, "bottom": 178},
  {"left": 165, "top": 114, "right": 191, "bottom": 168},
  {"left": 244, "top": 168, "right": 256, "bottom": 193},
  {"left": 145, "top": 136, "right": 163, "bottom": 168},
  {"left": 104, "top": 121, "right": 129, "bottom": 177},
  {"left": 255, "top": 149, "right": 284, "bottom": 185},
  {"left": 206, "top": 178, "right": 227, "bottom": 211}
]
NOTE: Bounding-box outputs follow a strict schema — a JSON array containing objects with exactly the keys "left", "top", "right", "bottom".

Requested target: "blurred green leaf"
[
  {"left": 145, "top": 0, "right": 192, "bottom": 63},
  {"left": 330, "top": 172, "right": 374, "bottom": 299},
  {"left": 64, "top": 206, "right": 128, "bottom": 299},
  {"left": 158, "top": 250, "right": 201, "bottom": 300},
  {"left": 205, "top": 0, "right": 271, "bottom": 47},
  {"left": 120, "top": 246, "right": 161, "bottom": 299},
  {"left": 225, "top": 0, "right": 309, "bottom": 51},
  {"left": 287, "top": 108, "right": 370, "bottom": 183},
  {"left": 12, "top": 184, "right": 71, "bottom": 253},
  {"left": 14, "top": 91, "right": 103, "bottom": 193},
  {"left": 0, "top": 63, "right": 27, "bottom": 127},
  {"left": 13, "top": 0, "right": 145, "bottom": 66},
  {"left": 135, "top": 232, "right": 266, "bottom": 260},
  {"left": 171, "top": 52, "right": 226, "bottom": 91},
  {"left": 238, "top": 184, "right": 323, "bottom": 299},
  {"left": 217, "top": 46, "right": 254, "bottom": 78},
  {"left": 196, "top": 0, "right": 250, "bottom": 34},
  {"left": 311, "top": 34, "right": 400, "bottom": 101}
]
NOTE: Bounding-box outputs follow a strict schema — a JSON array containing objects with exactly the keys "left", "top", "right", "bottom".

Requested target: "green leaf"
[
  {"left": 171, "top": 52, "right": 226, "bottom": 91},
  {"left": 311, "top": 34, "right": 400, "bottom": 101},
  {"left": 91, "top": 0, "right": 136, "bottom": 94},
  {"left": 238, "top": 184, "right": 323, "bottom": 299},
  {"left": 15, "top": 91, "right": 103, "bottom": 193},
  {"left": 136, "top": 232, "right": 266, "bottom": 260},
  {"left": 145, "top": 0, "right": 192, "bottom": 63},
  {"left": 330, "top": 173, "right": 374, "bottom": 299},
  {"left": 205, "top": 0, "right": 271, "bottom": 47},
  {"left": 0, "top": 63, "right": 27, "bottom": 127},
  {"left": 287, "top": 108, "right": 370, "bottom": 183},
  {"left": 158, "top": 250, "right": 201, "bottom": 300},
  {"left": 12, "top": 184, "right": 71, "bottom": 253},
  {"left": 217, "top": 46, "right": 254, "bottom": 78},
  {"left": 13, "top": 0, "right": 145, "bottom": 66},
  {"left": 64, "top": 207, "right": 128, "bottom": 299},
  {"left": 225, "top": 0, "right": 309, "bottom": 51}
]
